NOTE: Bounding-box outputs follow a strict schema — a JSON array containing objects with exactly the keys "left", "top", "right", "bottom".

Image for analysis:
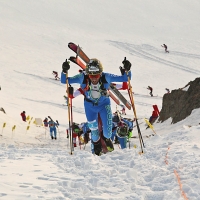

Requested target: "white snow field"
[{"left": 0, "top": 0, "right": 200, "bottom": 199}]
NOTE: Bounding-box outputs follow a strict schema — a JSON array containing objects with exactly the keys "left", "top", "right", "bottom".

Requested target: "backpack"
[
  {"left": 116, "top": 122, "right": 128, "bottom": 138},
  {"left": 72, "top": 123, "right": 81, "bottom": 133}
]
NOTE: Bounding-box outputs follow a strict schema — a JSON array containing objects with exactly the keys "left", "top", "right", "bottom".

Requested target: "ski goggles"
[{"left": 88, "top": 74, "right": 101, "bottom": 79}]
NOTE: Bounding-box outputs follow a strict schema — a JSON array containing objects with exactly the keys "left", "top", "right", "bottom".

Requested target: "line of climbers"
[{"left": 67, "top": 110, "right": 134, "bottom": 154}]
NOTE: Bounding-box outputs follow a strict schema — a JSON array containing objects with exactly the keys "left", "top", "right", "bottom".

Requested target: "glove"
[
  {"left": 68, "top": 86, "right": 74, "bottom": 95},
  {"left": 62, "top": 59, "right": 70, "bottom": 73},
  {"left": 119, "top": 66, "right": 125, "bottom": 75},
  {"left": 122, "top": 57, "right": 131, "bottom": 71}
]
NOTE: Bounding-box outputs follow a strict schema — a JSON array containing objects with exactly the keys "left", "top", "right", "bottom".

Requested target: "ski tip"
[{"left": 68, "top": 42, "right": 76, "bottom": 48}]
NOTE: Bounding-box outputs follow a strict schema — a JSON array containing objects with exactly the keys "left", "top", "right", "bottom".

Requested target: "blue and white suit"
[
  {"left": 61, "top": 71, "right": 131, "bottom": 142},
  {"left": 48, "top": 120, "right": 59, "bottom": 138}
]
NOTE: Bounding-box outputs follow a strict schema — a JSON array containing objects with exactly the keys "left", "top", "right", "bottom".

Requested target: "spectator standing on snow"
[
  {"left": 147, "top": 86, "right": 153, "bottom": 97},
  {"left": 161, "top": 44, "right": 169, "bottom": 53},
  {"left": 165, "top": 88, "right": 170, "bottom": 94},
  {"left": 20, "top": 111, "right": 26, "bottom": 122},
  {"left": 43, "top": 117, "right": 48, "bottom": 127},
  {"left": 63, "top": 95, "right": 68, "bottom": 105},
  {"left": 149, "top": 110, "right": 159, "bottom": 124},
  {"left": 52, "top": 71, "right": 59, "bottom": 80},
  {"left": 146, "top": 108, "right": 159, "bottom": 129}
]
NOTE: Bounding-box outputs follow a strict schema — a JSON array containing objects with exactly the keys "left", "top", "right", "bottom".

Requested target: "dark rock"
[{"left": 158, "top": 77, "right": 200, "bottom": 124}]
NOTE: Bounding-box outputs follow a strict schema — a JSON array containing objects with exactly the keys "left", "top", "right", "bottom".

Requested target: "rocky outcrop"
[{"left": 158, "top": 77, "right": 200, "bottom": 124}]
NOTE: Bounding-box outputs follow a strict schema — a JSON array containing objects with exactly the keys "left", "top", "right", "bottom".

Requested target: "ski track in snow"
[
  {"left": 134, "top": 93, "right": 162, "bottom": 99},
  {"left": 108, "top": 41, "right": 200, "bottom": 75},
  {"left": 134, "top": 101, "right": 152, "bottom": 107},
  {"left": 14, "top": 70, "right": 85, "bottom": 115},
  {"left": 14, "top": 65, "right": 159, "bottom": 114},
  {"left": 23, "top": 98, "right": 85, "bottom": 115},
  {"left": 14, "top": 70, "right": 62, "bottom": 86}
]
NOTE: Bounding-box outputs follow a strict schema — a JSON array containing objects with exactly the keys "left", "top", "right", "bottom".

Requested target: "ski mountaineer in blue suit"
[
  {"left": 48, "top": 119, "right": 59, "bottom": 140},
  {"left": 111, "top": 112, "right": 134, "bottom": 149},
  {"left": 61, "top": 57, "right": 132, "bottom": 156},
  {"left": 79, "top": 122, "right": 91, "bottom": 144}
]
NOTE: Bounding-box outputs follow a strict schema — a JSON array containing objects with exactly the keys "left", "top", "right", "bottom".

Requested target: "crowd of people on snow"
[
  {"left": 66, "top": 110, "right": 134, "bottom": 155},
  {"left": 20, "top": 111, "right": 60, "bottom": 140}
]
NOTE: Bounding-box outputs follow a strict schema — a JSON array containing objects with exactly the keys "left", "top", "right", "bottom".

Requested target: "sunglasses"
[{"left": 88, "top": 74, "right": 101, "bottom": 79}]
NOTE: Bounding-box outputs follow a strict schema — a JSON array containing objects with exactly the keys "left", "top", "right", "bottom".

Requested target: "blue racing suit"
[
  {"left": 61, "top": 71, "right": 131, "bottom": 142},
  {"left": 111, "top": 117, "right": 134, "bottom": 149},
  {"left": 48, "top": 120, "right": 59, "bottom": 138},
  {"left": 81, "top": 122, "right": 90, "bottom": 135}
]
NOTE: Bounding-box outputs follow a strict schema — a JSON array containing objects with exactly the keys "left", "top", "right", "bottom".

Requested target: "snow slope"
[{"left": 0, "top": 0, "right": 200, "bottom": 199}]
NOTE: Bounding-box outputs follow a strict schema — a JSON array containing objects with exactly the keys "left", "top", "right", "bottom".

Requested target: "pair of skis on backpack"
[{"left": 67, "top": 42, "right": 131, "bottom": 110}]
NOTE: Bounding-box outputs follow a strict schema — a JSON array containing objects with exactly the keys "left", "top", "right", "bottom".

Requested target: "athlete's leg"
[
  {"left": 84, "top": 101, "right": 99, "bottom": 142},
  {"left": 118, "top": 136, "right": 127, "bottom": 149},
  {"left": 54, "top": 128, "right": 57, "bottom": 138},
  {"left": 50, "top": 128, "right": 53, "bottom": 139}
]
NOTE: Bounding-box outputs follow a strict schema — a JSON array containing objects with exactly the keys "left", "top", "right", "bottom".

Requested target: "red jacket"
[
  {"left": 152, "top": 111, "right": 158, "bottom": 118},
  {"left": 43, "top": 119, "right": 48, "bottom": 127},
  {"left": 21, "top": 112, "right": 26, "bottom": 121}
]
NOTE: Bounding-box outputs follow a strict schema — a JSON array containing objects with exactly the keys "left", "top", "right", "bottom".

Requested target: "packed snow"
[{"left": 0, "top": 0, "right": 200, "bottom": 199}]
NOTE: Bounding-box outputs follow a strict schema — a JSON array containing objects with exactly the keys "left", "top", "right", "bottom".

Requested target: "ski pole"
[
  {"left": 69, "top": 85, "right": 74, "bottom": 152},
  {"left": 66, "top": 71, "right": 73, "bottom": 155},
  {"left": 127, "top": 81, "right": 145, "bottom": 148},
  {"left": 126, "top": 72, "right": 145, "bottom": 153}
]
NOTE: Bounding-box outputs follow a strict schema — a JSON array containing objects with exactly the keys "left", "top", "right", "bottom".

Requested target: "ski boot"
[
  {"left": 114, "top": 137, "right": 120, "bottom": 144},
  {"left": 102, "top": 136, "right": 114, "bottom": 152},
  {"left": 93, "top": 140, "right": 102, "bottom": 156}
]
